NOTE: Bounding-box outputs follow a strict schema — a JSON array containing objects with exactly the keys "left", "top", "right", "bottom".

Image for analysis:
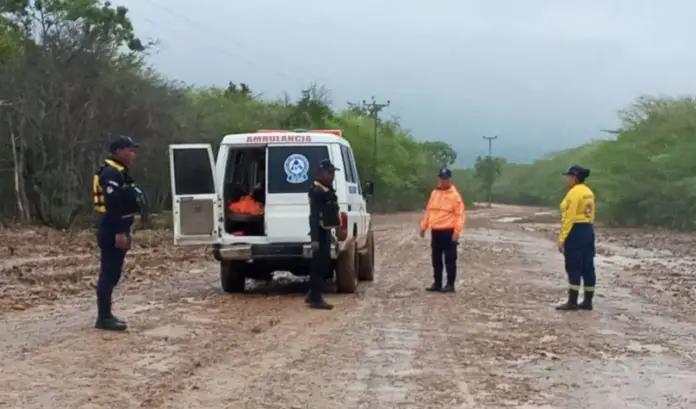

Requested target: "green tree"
[
  {"left": 474, "top": 156, "right": 503, "bottom": 205},
  {"left": 423, "top": 141, "right": 457, "bottom": 167},
  {"left": 485, "top": 95, "right": 696, "bottom": 230},
  {"left": 0, "top": 0, "right": 457, "bottom": 226}
]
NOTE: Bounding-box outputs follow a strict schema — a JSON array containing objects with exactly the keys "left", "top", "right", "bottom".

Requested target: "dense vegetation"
[
  {"left": 0, "top": 0, "right": 456, "bottom": 228},
  {"left": 454, "top": 96, "right": 696, "bottom": 231}
]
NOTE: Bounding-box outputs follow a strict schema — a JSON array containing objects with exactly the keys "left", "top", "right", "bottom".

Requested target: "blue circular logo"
[{"left": 283, "top": 153, "right": 310, "bottom": 184}]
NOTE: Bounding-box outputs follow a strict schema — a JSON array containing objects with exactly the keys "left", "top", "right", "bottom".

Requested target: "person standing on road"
[
  {"left": 92, "top": 136, "right": 141, "bottom": 331},
  {"left": 420, "top": 168, "right": 465, "bottom": 293},
  {"left": 306, "top": 159, "right": 341, "bottom": 310},
  {"left": 556, "top": 165, "right": 596, "bottom": 311}
]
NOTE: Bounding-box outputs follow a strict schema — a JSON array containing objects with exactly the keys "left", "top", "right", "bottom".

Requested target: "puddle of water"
[{"left": 495, "top": 217, "right": 524, "bottom": 223}]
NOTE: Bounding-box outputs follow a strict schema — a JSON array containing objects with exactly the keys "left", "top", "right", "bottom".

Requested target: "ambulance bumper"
[{"left": 213, "top": 243, "right": 338, "bottom": 261}]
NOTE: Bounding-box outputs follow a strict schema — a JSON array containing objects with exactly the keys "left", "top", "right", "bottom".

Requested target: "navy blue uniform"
[
  {"left": 93, "top": 158, "right": 139, "bottom": 325},
  {"left": 307, "top": 180, "right": 340, "bottom": 305},
  {"left": 306, "top": 159, "right": 341, "bottom": 310},
  {"left": 557, "top": 165, "right": 596, "bottom": 311}
]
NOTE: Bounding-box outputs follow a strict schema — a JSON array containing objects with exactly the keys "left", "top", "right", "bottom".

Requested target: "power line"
[
  {"left": 361, "top": 96, "right": 390, "bottom": 181},
  {"left": 139, "top": 0, "right": 329, "bottom": 85}
]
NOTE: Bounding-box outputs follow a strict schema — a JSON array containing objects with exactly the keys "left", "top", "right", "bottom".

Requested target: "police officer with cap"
[
  {"left": 557, "top": 165, "right": 596, "bottom": 311},
  {"left": 306, "top": 159, "right": 341, "bottom": 310},
  {"left": 92, "top": 136, "right": 141, "bottom": 331},
  {"left": 420, "top": 167, "right": 465, "bottom": 292}
]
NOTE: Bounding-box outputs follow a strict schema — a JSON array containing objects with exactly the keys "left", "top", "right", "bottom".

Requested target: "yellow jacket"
[{"left": 559, "top": 183, "right": 595, "bottom": 244}]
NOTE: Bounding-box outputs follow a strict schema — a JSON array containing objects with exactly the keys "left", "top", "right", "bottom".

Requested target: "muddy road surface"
[{"left": 1, "top": 206, "right": 696, "bottom": 408}]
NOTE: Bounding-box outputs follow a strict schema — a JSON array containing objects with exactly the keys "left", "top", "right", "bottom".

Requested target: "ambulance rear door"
[{"left": 168, "top": 144, "right": 223, "bottom": 246}]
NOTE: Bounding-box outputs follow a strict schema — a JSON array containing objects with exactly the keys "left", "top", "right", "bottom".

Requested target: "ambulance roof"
[{"left": 221, "top": 129, "right": 351, "bottom": 146}]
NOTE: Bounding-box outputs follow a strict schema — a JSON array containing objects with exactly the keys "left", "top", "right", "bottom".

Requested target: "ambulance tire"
[
  {"left": 357, "top": 230, "right": 375, "bottom": 281},
  {"left": 220, "top": 260, "right": 246, "bottom": 293},
  {"left": 336, "top": 238, "right": 358, "bottom": 293}
]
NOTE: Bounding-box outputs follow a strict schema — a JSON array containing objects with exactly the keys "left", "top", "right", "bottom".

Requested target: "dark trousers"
[
  {"left": 308, "top": 229, "right": 331, "bottom": 301},
  {"left": 431, "top": 229, "right": 458, "bottom": 287},
  {"left": 563, "top": 223, "right": 596, "bottom": 293},
  {"left": 97, "top": 230, "right": 127, "bottom": 318}
]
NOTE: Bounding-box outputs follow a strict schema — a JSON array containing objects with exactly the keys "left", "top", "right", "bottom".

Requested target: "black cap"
[
  {"left": 438, "top": 167, "right": 452, "bottom": 179},
  {"left": 562, "top": 165, "right": 587, "bottom": 177},
  {"left": 109, "top": 136, "right": 139, "bottom": 153},
  {"left": 318, "top": 159, "right": 339, "bottom": 172}
]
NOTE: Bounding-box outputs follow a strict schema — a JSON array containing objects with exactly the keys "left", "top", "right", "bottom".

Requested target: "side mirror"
[{"left": 363, "top": 181, "right": 374, "bottom": 196}]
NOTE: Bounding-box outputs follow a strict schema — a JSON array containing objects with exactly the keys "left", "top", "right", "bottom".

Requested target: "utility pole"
[
  {"left": 482, "top": 135, "right": 497, "bottom": 158},
  {"left": 482, "top": 135, "right": 498, "bottom": 207},
  {"left": 361, "top": 96, "right": 390, "bottom": 181}
]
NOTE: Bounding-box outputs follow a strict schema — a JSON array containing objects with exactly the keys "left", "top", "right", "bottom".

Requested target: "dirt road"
[{"left": 1, "top": 205, "right": 696, "bottom": 408}]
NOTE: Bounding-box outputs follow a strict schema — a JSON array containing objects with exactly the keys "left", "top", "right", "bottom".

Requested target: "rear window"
[
  {"left": 172, "top": 148, "right": 215, "bottom": 195},
  {"left": 267, "top": 145, "right": 330, "bottom": 194}
]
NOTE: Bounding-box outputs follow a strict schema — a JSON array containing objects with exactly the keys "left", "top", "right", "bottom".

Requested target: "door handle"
[{"left": 347, "top": 205, "right": 352, "bottom": 211}]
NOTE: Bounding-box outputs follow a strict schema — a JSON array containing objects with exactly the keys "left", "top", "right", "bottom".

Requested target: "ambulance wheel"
[
  {"left": 220, "top": 261, "right": 246, "bottom": 293},
  {"left": 358, "top": 230, "right": 375, "bottom": 281},
  {"left": 336, "top": 238, "right": 358, "bottom": 293}
]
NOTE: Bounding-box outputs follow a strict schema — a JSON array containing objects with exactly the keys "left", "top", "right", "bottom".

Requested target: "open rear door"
[{"left": 169, "top": 144, "right": 222, "bottom": 246}]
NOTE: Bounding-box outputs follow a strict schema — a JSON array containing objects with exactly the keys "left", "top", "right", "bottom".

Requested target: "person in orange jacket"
[{"left": 420, "top": 168, "right": 465, "bottom": 292}]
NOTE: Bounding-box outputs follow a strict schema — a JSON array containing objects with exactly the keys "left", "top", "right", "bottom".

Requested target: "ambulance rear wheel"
[{"left": 220, "top": 261, "right": 246, "bottom": 293}]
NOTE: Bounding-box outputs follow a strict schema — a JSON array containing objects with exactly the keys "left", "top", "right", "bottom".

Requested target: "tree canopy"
[
  {"left": 0, "top": 0, "right": 455, "bottom": 227},
  {"left": 454, "top": 96, "right": 696, "bottom": 231}
]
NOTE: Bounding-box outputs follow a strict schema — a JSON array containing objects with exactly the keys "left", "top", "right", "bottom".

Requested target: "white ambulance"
[{"left": 168, "top": 129, "right": 375, "bottom": 294}]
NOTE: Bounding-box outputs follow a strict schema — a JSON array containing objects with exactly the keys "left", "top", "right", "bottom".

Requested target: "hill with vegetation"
[
  {"left": 454, "top": 96, "right": 696, "bottom": 230},
  {"left": 0, "top": 0, "right": 458, "bottom": 227}
]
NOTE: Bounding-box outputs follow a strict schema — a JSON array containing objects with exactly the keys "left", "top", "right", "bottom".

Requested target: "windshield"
[{"left": 267, "top": 145, "right": 331, "bottom": 194}]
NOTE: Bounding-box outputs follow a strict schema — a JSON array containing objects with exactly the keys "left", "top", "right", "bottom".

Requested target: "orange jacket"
[
  {"left": 228, "top": 195, "right": 264, "bottom": 215},
  {"left": 420, "top": 186, "right": 465, "bottom": 236}
]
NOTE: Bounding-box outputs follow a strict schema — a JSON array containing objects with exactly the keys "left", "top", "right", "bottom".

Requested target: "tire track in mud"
[
  {"left": 154, "top": 220, "right": 426, "bottom": 409},
  {"left": 4, "top": 208, "right": 696, "bottom": 408}
]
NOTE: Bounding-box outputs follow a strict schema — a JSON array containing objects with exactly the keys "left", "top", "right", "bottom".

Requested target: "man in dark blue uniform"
[
  {"left": 92, "top": 136, "right": 141, "bottom": 331},
  {"left": 306, "top": 159, "right": 341, "bottom": 310}
]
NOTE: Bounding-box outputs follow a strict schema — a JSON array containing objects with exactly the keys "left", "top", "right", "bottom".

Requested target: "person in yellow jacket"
[
  {"left": 556, "top": 165, "right": 596, "bottom": 311},
  {"left": 420, "top": 168, "right": 465, "bottom": 293}
]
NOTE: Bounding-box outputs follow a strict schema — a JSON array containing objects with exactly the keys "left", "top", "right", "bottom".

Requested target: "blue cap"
[
  {"left": 318, "top": 159, "right": 339, "bottom": 172},
  {"left": 109, "top": 136, "right": 139, "bottom": 153},
  {"left": 438, "top": 167, "right": 452, "bottom": 179},
  {"left": 562, "top": 165, "right": 587, "bottom": 177}
]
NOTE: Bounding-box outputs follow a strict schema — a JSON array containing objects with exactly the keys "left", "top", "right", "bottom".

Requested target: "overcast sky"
[{"left": 119, "top": 0, "right": 696, "bottom": 164}]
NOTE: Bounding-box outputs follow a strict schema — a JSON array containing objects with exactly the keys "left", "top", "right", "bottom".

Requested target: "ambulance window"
[
  {"left": 172, "top": 148, "right": 215, "bottom": 195},
  {"left": 267, "top": 145, "right": 330, "bottom": 194},
  {"left": 340, "top": 146, "right": 356, "bottom": 183},
  {"left": 347, "top": 148, "right": 362, "bottom": 194}
]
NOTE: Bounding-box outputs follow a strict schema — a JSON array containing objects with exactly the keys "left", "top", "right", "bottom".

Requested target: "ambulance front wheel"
[{"left": 220, "top": 260, "right": 246, "bottom": 293}]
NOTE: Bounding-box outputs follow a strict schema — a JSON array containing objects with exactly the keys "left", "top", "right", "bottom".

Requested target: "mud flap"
[
  {"left": 335, "top": 238, "right": 358, "bottom": 293},
  {"left": 358, "top": 230, "right": 375, "bottom": 281}
]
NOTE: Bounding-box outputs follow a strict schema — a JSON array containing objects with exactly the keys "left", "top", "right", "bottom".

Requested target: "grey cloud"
[{"left": 120, "top": 0, "right": 696, "bottom": 165}]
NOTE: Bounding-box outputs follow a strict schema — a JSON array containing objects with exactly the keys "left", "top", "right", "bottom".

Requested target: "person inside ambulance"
[{"left": 420, "top": 167, "right": 465, "bottom": 293}]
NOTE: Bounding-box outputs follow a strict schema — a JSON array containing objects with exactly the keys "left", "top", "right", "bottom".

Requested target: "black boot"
[
  {"left": 95, "top": 298, "right": 127, "bottom": 331},
  {"left": 95, "top": 316, "right": 128, "bottom": 331},
  {"left": 308, "top": 298, "right": 334, "bottom": 310},
  {"left": 426, "top": 283, "right": 442, "bottom": 292},
  {"left": 579, "top": 291, "right": 594, "bottom": 310},
  {"left": 441, "top": 283, "right": 456, "bottom": 293},
  {"left": 555, "top": 289, "right": 579, "bottom": 311}
]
